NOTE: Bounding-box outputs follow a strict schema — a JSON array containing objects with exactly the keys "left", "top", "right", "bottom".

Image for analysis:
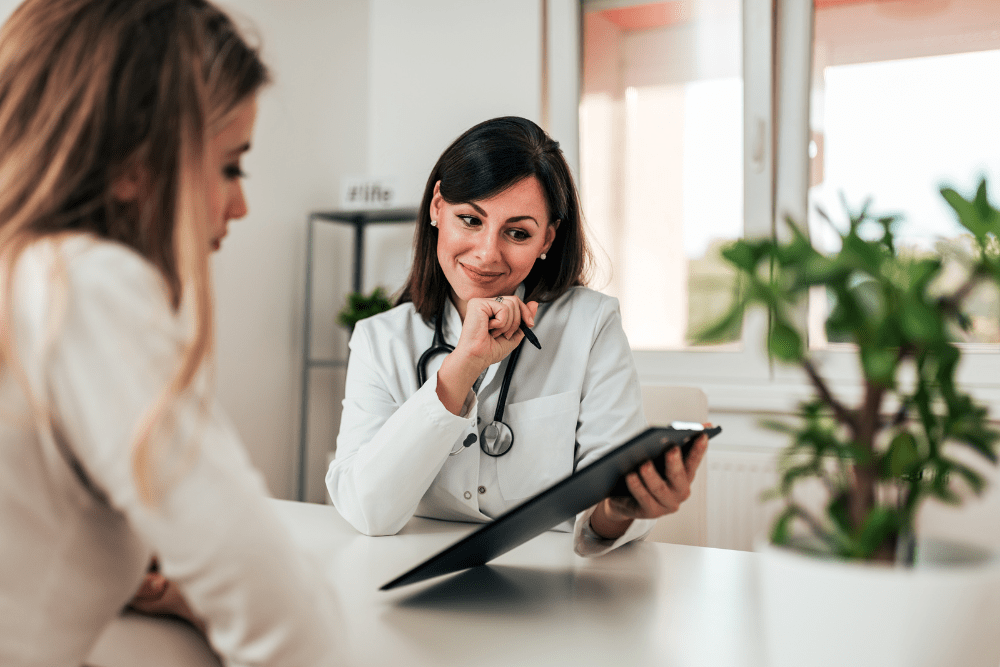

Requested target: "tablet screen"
[{"left": 380, "top": 424, "right": 722, "bottom": 591}]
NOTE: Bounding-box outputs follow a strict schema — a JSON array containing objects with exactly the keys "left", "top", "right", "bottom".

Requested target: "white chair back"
[{"left": 640, "top": 385, "right": 709, "bottom": 547}]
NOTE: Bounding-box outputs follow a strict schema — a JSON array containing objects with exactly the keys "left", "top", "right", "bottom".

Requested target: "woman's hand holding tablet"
[{"left": 591, "top": 423, "right": 719, "bottom": 538}]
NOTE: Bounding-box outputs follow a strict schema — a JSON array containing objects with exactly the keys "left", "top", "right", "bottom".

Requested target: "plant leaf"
[
  {"left": 695, "top": 299, "right": 746, "bottom": 344},
  {"left": 886, "top": 431, "right": 920, "bottom": 478},
  {"left": 769, "top": 320, "right": 803, "bottom": 363},
  {"left": 855, "top": 507, "right": 900, "bottom": 559},
  {"left": 860, "top": 347, "right": 897, "bottom": 385},
  {"left": 722, "top": 240, "right": 771, "bottom": 272},
  {"left": 900, "top": 298, "right": 942, "bottom": 344},
  {"left": 942, "top": 187, "right": 992, "bottom": 239},
  {"left": 770, "top": 505, "right": 804, "bottom": 546},
  {"left": 945, "top": 459, "right": 987, "bottom": 495},
  {"left": 827, "top": 492, "right": 852, "bottom": 534}
]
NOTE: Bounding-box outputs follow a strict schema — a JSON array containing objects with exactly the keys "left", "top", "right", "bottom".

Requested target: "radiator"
[
  {"left": 706, "top": 449, "right": 782, "bottom": 552},
  {"left": 705, "top": 448, "right": 1000, "bottom": 553}
]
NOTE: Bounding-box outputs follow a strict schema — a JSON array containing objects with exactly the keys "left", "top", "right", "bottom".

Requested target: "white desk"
[{"left": 90, "top": 499, "right": 766, "bottom": 667}]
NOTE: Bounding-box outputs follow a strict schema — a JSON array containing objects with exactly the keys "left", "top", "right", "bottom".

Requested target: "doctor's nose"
[{"left": 472, "top": 231, "right": 503, "bottom": 263}]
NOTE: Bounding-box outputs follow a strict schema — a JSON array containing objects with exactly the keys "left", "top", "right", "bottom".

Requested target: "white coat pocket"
[{"left": 497, "top": 390, "right": 579, "bottom": 500}]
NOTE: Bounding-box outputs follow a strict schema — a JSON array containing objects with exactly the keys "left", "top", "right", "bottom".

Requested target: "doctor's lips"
[{"left": 460, "top": 263, "right": 504, "bottom": 284}]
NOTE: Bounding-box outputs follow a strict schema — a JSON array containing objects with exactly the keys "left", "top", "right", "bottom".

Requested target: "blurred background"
[{"left": 3, "top": 0, "right": 997, "bottom": 551}]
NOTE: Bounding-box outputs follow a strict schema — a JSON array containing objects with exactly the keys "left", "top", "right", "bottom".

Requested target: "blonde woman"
[{"left": 0, "top": 1, "right": 341, "bottom": 665}]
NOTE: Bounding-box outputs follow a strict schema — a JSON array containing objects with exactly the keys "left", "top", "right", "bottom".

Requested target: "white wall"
[
  {"left": 298, "top": 0, "right": 549, "bottom": 502},
  {"left": 356, "top": 0, "right": 546, "bottom": 330},
  {"left": 210, "top": 0, "right": 370, "bottom": 501},
  {"left": 368, "top": 0, "right": 544, "bottom": 207}
]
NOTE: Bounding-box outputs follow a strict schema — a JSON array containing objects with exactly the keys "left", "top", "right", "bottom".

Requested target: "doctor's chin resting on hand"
[{"left": 325, "top": 116, "right": 709, "bottom": 556}]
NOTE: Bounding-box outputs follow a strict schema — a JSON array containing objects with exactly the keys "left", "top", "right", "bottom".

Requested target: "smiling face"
[
  {"left": 429, "top": 175, "right": 558, "bottom": 319},
  {"left": 206, "top": 97, "right": 257, "bottom": 252}
]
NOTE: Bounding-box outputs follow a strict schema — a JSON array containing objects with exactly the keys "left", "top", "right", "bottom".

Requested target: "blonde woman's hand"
[{"left": 127, "top": 560, "right": 206, "bottom": 634}]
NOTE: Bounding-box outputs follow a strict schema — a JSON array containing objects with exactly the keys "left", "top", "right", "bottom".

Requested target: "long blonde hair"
[{"left": 0, "top": 0, "right": 269, "bottom": 502}]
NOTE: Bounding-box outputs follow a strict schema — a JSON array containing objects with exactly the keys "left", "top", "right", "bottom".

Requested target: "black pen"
[{"left": 519, "top": 321, "right": 541, "bottom": 349}]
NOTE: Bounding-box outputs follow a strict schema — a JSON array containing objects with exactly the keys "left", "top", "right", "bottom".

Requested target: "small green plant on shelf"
[
  {"left": 336, "top": 287, "right": 393, "bottom": 333},
  {"left": 698, "top": 178, "right": 1000, "bottom": 563}
]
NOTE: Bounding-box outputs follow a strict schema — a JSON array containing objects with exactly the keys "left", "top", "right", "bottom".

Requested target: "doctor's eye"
[{"left": 457, "top": 214, "right": 481, "bottom": 228}]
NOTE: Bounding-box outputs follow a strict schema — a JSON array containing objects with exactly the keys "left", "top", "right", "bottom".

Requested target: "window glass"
[
  {"left": 580, "top": 0, "right": 744, "bottom": 350},
  {"left": 808, "top": 0, "right": 1000, "bottom": 347}
]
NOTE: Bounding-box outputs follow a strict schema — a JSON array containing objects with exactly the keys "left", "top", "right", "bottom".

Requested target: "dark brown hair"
[{"left": 397, "top": 116, "right": 592, "bottom": 321}]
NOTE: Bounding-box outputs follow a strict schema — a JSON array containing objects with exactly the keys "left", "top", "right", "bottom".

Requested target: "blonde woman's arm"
[{"left": 39, "top": 241, "right": 344, "bottom": 666}]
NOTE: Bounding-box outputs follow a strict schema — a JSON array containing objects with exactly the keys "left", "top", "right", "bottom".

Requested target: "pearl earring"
[
  {"left": 430, "top": 219, "right": 437, "bottom": 227},
  {"left": 540, "top": 253, "right": 546, "bottom": 260}
]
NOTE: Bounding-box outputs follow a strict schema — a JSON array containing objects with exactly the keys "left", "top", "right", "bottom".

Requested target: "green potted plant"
[
  {"left": 337, "top": 287, "right": 393, "bottom": 334},
  {"left": 700, "top": 178, "right": 1000, "bottom": 667}
]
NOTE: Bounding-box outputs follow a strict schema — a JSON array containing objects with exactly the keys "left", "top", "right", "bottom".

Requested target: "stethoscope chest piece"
[
  {"left": 418, "top": 307, "right": 528, "bottom": 458},
  {"left": 480, "top": 420, "right": 514, "bottom": 457}
]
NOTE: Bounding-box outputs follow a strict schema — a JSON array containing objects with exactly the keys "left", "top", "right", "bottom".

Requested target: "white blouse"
[
  {"left": 326, "top": 286, "right": 654, "bottom": 556},
  {"left": 0, "top": 236, "right": 342, "bottom": 667}
]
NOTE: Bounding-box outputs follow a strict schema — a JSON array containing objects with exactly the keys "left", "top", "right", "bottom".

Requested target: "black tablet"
[{"left": 380, "top": 423, "right": 722, "bottom": 590}]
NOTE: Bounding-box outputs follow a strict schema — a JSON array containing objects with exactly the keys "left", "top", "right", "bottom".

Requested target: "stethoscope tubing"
[
  {"left": 416, "top": 309, "right": 524, "bottom": 457},
  {"left": 416, "top": 309, "right": 455, "bottom": 386}
]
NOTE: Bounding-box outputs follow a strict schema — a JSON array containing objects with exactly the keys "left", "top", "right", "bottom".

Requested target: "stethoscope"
[{"left": 416, "top": 309, "right": 525, "bottom": 457}]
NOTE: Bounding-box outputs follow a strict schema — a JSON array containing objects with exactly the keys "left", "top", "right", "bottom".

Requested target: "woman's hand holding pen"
[
  {"left": 455, "top": 295, "right": 538, "bottom": 373},
  {"left": 435, "top": 295, "right": 538, "bottom": 415},
  {"left": 589, "top": 426, "right": 712, "bottom": 540}
]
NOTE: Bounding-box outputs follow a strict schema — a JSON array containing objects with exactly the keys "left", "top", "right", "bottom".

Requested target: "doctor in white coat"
[{"left": 326, "top": 116, "right": 708, "bottom": 556}]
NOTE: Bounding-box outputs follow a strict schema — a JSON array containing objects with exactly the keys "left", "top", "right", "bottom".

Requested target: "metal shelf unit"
[{"left": 297, "top": 208, "right": 417, "bottom": 501}]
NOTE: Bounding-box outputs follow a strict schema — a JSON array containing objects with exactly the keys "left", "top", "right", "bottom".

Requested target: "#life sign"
[{"left": 340, "top": 176, "right": 397, "bottom": 210}]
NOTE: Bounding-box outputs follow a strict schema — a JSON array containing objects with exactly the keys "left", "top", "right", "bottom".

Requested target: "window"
[
  {"left": 808, "top": 0, "right": 1000, "bottom": 350},
  {"left": 579, "top": 0, "right": 774, "bottom": 384},
  {"left": 576, "top": 0, "right": 1000, "bottom": 402},
  {"left": 800, "top": 0, "right": 1000, "bottom": 391},
  {"left": 581, "top": 0, "right": 744, "bottom": 350}
]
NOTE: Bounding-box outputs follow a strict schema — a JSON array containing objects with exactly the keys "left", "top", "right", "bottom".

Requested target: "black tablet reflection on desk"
[
  {"left": 390, "top": 547, "right": 657, "bottom": 618},
  {"left": 378, "top": 551, "right": 661, "bottom": 664}
]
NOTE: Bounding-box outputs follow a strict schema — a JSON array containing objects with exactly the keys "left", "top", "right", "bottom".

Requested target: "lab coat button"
[
  {"left": 478, "top": 486, "right": 486, "bottom": 494},
  {"left": 464, "top": 491, "right": 472, "bottom": 500}
]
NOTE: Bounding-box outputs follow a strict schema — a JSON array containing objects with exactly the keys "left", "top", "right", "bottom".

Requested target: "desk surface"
[
  {"left": 91, "top": 499, "right": 766, "bottom": 667},
  {"left": 276, "top": 500, "right": 765, "bottom": 667}
]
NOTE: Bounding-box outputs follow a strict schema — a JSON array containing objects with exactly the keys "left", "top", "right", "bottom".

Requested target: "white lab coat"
[{"left": 325, "top": 285, "right": 654, "bottom": 556}]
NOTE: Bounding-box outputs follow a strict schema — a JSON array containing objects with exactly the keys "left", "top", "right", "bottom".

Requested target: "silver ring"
[{"left": 495, "top": 296, "right": 503, "bottom": 303}]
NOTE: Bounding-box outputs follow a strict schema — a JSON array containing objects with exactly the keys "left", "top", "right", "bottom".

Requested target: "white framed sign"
[{"left": 339, "top": 176, "right": 397, "bottom": 210}]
